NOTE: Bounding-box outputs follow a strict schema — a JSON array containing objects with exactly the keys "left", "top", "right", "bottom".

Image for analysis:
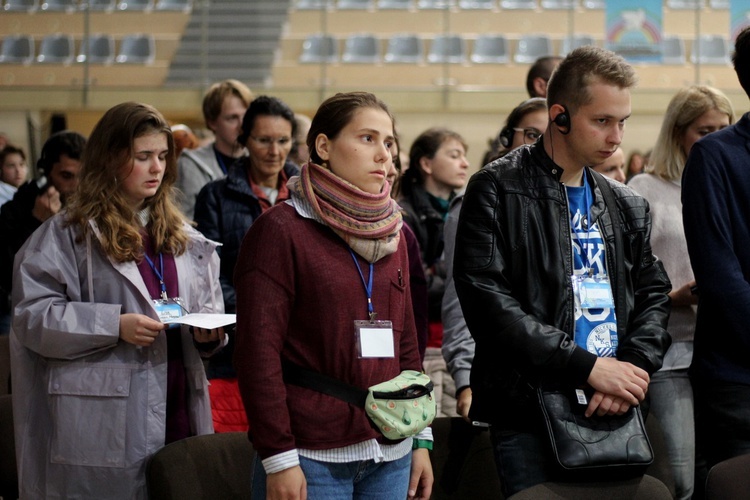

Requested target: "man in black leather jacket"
[{"left": 454, "top": 46, "right": 672, "bottom": 496}]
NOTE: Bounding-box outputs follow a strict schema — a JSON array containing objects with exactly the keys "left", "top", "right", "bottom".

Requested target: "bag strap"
[
  {"left": 282, "top": 360, "right": 368, "bottom": 408},
  {"left": 591, "top": 170, "right": 626, "bottom": 317}
]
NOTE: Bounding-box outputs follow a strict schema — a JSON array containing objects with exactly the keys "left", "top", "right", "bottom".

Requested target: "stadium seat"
[
  {"left": 116, "top": 34, "right": 156, "bottom": 64},
  {"left": 471, "top": 34, "right": 509, "bottom": 63},
  {"left": 499, "top": 0, "right": 535, "bottom": 8},
  {"left": 342, "top": 34, "right": 380, "bottom": 63},
  {"left": 3, "top": 0, "right": 38, "bottom": 11},
  {"left": 691, "top": 35, "right": 729, "bottom": 65},
  {"left": 427, "top": 34, "right": 466, "bottom": 64},
  {"left": 299, "top": 34, "right": 338, "bottom": 63},
  {"left": 296, "top": 0, "right": 334, "bottom": 9},
  {"left": 384, "top": 33, "right": 423, "bottom": 63},
  {"left": 117, "top": 0, "right": 152, "bottom": 10},
  {"left": 417, "top": 0, "right": 453, "bottom": 8},
  {"left": 36, "top": 34, "right": 75, "bottom": 64},
  {"left": 154, "top": 0, "right": 190, "bottom": 10},
  {"left": 458, "top": 0, "right": 494, "bottom": 8},
  {"left": 514, "top": 34, "right": 553, "bottom": 64},
  {"left": 667, "top": 0, "right": 703, "bottom": 8},
  {"left": 662, "top": 36, "right": 686, "bottom": 64},
  {"left": 77, "top": 34, "right": 115, "bottom": 64},
  {"left": 337, "top": 0, "right": 374, "bottom": 8},
  {"left": 39, "top": 0, "right": 77, "bottom": 11},
  {"left": 378, "top": 0, "right": 412, "bottom": 8},
  {"left": 541, "top": 0, "right": 576, "bottom": 8},
  {"left": 0, "top": 35, "right": 35, "bottom": 64},
  {"left": 80, "top": 0, "right": 116, "bottom": 10}
]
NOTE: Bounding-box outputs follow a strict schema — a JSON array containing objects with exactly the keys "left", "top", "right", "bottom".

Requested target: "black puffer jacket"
[
  {"left": 454, "top": 140, "right": 672, "bottom": 428},
  {"left": 195, "top": 159, "right": 299, "bottom": 313},
  {"left": 399, "top": 184, "right": 448, "bottom": 322}
]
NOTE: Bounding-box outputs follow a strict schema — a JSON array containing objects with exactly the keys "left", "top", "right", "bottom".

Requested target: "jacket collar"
[
  {"left": 226, "top": 159, "right": 300, "bottom": 199},
  {"left": 530, "top": 137, "right": 564, "bottom": 182}
]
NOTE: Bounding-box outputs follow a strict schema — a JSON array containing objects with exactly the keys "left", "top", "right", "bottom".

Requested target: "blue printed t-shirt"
[{"left": 566, "top": 173, "right": 618, "bottom": 357}]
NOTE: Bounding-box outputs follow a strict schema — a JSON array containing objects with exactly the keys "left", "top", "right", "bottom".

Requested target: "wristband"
[{"left": 412, "top": 438, "right": 433, "bottom": 451}]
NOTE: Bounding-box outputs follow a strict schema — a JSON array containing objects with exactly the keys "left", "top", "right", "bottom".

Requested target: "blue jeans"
[
  {"left": 489, "top": 428, "right": 555, "bottom": 497},
  {"left": 649, "top": 369, "right": 695, "bottom": 500},
  {"left": 252, "top": 453, "right": 412, "bottom": 499}
]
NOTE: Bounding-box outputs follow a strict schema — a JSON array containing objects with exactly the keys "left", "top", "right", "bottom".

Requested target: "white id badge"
[
  {"left": 355, "top": 320, "right": 395, "bottom": 358},
  {"left": 574, "top": 275, "right": 615, "bottom": 309},
  {"left": 153, "top": 298, "right": 184, "bottom": 327}
]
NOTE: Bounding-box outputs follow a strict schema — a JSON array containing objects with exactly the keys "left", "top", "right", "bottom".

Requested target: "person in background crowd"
[
  {"left": 454, "top": 46, "right": 671, "bottom": 496},
  {"left": 629, "top": 84, "right": 733, "bottom": 500},
  {"left": 443, "top": 97, "right": 548, "bottom": 422},
  {"left": 234, "top": 91, "right": 432, "bottom": 500},
  {"left": 171, "top": 123, "right": 200, "bottom": 158},
  {"left": 0, "top": 131, "right": 85, "bottom": 335},
  {"left": 389, "top": 137, "right": 429, "bottom": 362},
  {"left": 0, "top": 144, "right": 28, "bottom": 333},
  {"left": 399, "top": 127, "right": 469, "bottom": 417},
  {"left": 289, "top": 113, "right": 312, "bottom": 167},
  {"left": 10, "top": 102, "right": 225, "bottom": 499},
  {"left": 625, "top": 149, "right": 645, "bottom": 181},
  {"left": 682, "top": 28, "right": 750, "bottom": 498},
  {"left": 0, "top": 144, "right": 27, "bottom": 206},
  {"left": 526, "top": 55, "right": 563, "bottom": 98},
  {"left": 176, "top": 79, "right": 253, "bottom": 219},
  {"left": 194, "top": 95, "right": 299, "bottom": 432},
  {"left": 591, "top": 146, "right": 626, "bottom": 183},
  {"left": 481, "top": 97, "right": 547, "bottom": 166}
]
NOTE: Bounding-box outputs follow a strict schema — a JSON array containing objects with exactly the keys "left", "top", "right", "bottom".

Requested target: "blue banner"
[
  {"left": 730, "top": 1, "right": 750, "bottom": 42},
  {"left": 605, "top": 0, "right": 663, "bottom": 63}
]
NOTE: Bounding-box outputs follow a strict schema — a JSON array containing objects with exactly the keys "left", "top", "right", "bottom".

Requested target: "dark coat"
[{"left": 454, "top": 140, "right": 672, "bottom": 428}]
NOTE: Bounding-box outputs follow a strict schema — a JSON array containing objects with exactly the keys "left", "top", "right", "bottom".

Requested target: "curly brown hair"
[{"left": 65, "top": 102, "right": 189, "bottom": 263}]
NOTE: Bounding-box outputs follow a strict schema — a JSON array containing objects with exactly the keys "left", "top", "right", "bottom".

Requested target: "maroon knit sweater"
[{"left": 233, "top": 203, "right": 421, "bottom": 460}]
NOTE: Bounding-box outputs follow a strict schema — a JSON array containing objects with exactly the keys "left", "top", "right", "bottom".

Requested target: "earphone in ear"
[
  {"left": 553, "top": 106, "right": 571, "bottom": 135},
  {"left": 498, "top": 127, "right": 514, "bottom": 148}
]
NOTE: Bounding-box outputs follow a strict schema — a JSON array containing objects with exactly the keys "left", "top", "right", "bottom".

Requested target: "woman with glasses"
[
  {"left": 194, "top": 95, "right": 299, "bottom": 432},
  {"left": 482, "top": 97, "right": 547, "bottom": 165},
  {"left": 11, "top": 102, "right": 224, "bottom": 499}
]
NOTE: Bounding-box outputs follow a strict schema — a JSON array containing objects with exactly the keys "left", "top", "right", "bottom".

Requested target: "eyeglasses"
[
  {"left": 513, "top": 128, "right": 542, "bottom": 145},
  {"left": 249, "top": 136, "right": 292, "bottom": 149}
]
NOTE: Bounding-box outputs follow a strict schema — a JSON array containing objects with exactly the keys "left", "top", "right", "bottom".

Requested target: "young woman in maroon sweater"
[{"left": 234, "top": 92, "right": 433, "bottom": 499}]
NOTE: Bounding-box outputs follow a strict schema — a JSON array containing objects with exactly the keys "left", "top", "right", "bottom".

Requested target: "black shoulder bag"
[{"left": 537, "top": 173, "right": 653, "bottom": 478}]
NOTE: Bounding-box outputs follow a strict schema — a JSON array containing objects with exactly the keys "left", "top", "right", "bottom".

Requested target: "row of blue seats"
[
  {"left": 299, "top": 32, "right": 732, "bottom": 65},
  {"left": 0, "top": 33, "right": 155, "bottom": 64},
  {"left": 295, "top": 0, "right": 728, "bottom": 11},
  {"left": 3, "top": 0, "right": 190, "bottom": 12}
]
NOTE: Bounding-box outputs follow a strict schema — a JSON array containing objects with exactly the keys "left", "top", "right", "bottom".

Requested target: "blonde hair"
[
  {"left": 66, "top": 102, "right": 189, "bottom": 263},
  {"left": 647, "top": 86, "right": 734, "bottom": 181}
]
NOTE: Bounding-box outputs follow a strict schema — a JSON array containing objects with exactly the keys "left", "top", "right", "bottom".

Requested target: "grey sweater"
[{"left": 629, "top": 173, "right": 695, "bottom": 370}]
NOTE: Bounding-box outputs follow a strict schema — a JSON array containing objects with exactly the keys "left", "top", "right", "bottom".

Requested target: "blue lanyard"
[
  {"left": 143, "top": 252, "right": 168, "bottom": 300},
  {"left": 578, "top": 171, "right": 594, "bottom": 274},
  {"left": 349, "top": 249, "right": 375, "bottom": 321}
]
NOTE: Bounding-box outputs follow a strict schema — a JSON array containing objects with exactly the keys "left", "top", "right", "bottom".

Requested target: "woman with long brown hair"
[{"left": 11, "top": 102, "right": 225, "bottom": 499}]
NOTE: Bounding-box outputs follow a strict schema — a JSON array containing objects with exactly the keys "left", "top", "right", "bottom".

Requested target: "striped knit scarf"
[{"left": 289, "top": 162, "right": 402, "bottom": 262}]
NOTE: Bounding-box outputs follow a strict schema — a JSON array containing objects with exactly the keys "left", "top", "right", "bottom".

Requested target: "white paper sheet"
[{"left": 169, "top": 313, "right": 236, "bottom": 329}]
